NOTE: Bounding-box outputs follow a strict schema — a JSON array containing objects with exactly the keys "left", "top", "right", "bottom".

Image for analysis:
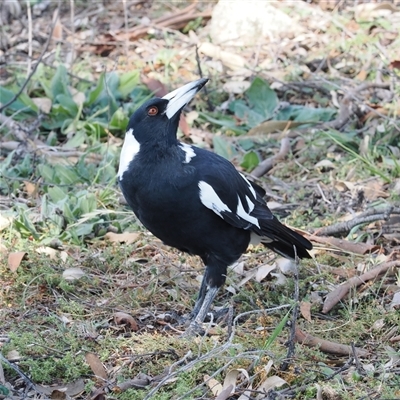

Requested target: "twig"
[
  {"left": 322, "top": 260, "right": 400, "bottom": 314},
  {"left": 143, "top": 305, "right": 290, "bottom": 400},
  {"left": 251, "top": 136, "right": 291, "bottom": 178},
  {"left": 281, "top": 246, "right": 300, "bottom": 372},
  {"left": 195, "top": 44, "right": 212, "bottom": 111},
  {"left": 0, "top": 352, "right": 36, "bottom": 393},
  {"left": 294, "top": 327, "right": 369, "bottom": 357},
  {"left": 26, "top": 0, "right": 32, "bottom": 77},
  {"left": 0, "top": 5, "right": 60, "bottom": 113},
  {"left": 313, "top": 206, "right": 398, "bottom": 237}
]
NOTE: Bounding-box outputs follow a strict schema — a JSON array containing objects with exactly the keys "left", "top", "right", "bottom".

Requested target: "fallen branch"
[
  {"left": 111, "top": 3, "right": 212, "bottom": 42},
  {"left": 322, "top": 260, "right": 400, "bottom": 314},
  {"left": 313, "top": 206, "right": 399, "bottom": 237},
  {"left": 294, "top": 327, "right": 369, "bottom": 357},
  {"left": 251, "top": 137, "right": 291, "bottom": 178},
  {"left": 323, "top": 82, "right": 391, "bottom": 130},
  {"left": 281, "top": 248, "right": 300, "bottom": 372}
]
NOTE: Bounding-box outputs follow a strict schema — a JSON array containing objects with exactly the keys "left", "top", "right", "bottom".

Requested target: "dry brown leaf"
[
  {"left": 0, "top": 214, "right": 12, "bottom": 231},
  {"left": 85, "top": 353, "right": 107, "bottom": 381},
  {"left": 308, "top": 235, "right": 376, "bottom": 255},
  {"left": 31, "top": 98, "right": 52, "bottom": 114},
  {"left": 8, "top": 251, "right": 26, "bottom": 272},
  {"left": 204, "top": 374, "right": 223, "bottom": 396},
  {"left": 215, "top": 385, "right": 234, "bottom": 400},
  {"left": 389, "top": 60, "right": 400, "bottom": 70},
  {"left": 247, "top": 120, "right": 307, "bottom": 136},
  {"left": 255, "top": 264, "right": 276, "bottom": 282},
  {"left": 35, "top": 379, "right": 85, "bottom": 397},
  {"left": 198, "top": 42, "right": 246, "bottom": 71},
  {"left": 300, "top": 301, "right": 312, "bottom": 322},
  {"left": 355, "top": 69, "right": 368, "bottom": 81},
  {"left": 52, "top": 19, "right": 63, "bottom": 41},
  {"left": 105, "top": 231, "right": 140, "bottom": 245},
  {"left": 23, "top": 180, "right": 39, "bottom": 197},
  {"left": 36, "top": 246, "right": 68, "bottom": 261},
  {"left": 114, "top": 311, "right": 139, "bottom": 331},
  {"left": 256, "top": 375, "right": 287, "bottom": 398},
  {"left": 62, "top": 267, "right": 85, "bottom": 281}
]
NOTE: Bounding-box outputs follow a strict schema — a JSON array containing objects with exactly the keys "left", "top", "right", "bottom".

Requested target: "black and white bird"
[{"left": 118, "top": 78, "right": 312, "bottom": 331}]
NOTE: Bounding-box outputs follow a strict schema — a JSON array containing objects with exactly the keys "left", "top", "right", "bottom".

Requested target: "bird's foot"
[{"left": 181, "top": 321, "right": 206, "bottom": 337}]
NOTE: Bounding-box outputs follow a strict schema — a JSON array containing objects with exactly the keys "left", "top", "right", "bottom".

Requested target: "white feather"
[
  {"left": 180, "top": 143, "right": 196, "bottom": 163},
  {"left": 239, "top": 172, "right": 257, "bottom": 198},
  {"left": 236, "top": 195, "right": 260, "bottom": 228},
  {"left": 198, "top": 181, "right": 230, "bottom": 217},
  {"left": 118, "top": 128, "right": 140, "bottom": 179}
]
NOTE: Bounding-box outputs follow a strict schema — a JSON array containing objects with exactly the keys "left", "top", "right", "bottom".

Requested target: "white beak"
[{"left": 162, "top": 78, "right": 208, "bottom": 119}]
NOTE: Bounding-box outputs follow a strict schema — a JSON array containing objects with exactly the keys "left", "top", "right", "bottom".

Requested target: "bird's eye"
[{"left": 148, "top": 106, "right": 158, "bottom": 116}]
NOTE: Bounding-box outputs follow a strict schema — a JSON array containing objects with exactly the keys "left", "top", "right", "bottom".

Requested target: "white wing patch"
[
  {"left": 236, "top": 195, "right": 260, "bottom": 228},
  {"left": 239, "top": 172, "right": 257, "bottom": 198},
  {"left": 180, "top": 143, "right": 196, "bottom": 163},
  {"left": 198, "top": 181, "right": 230, "bottom": 217},
  {"left": 118, "top": 128, "right": 140, "bottom": 179},
  {"left": 198, "top": 181, "right": 260, "bottom": 229}
]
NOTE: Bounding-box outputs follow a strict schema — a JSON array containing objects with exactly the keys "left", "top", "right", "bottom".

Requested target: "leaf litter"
[{"left": 0, "top": 0, "right": 400, "bottom": 399}]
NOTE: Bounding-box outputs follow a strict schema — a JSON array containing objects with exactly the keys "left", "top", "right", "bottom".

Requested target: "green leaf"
[
  {"left": 109, "top": 107, "right": 129, "bottom": 131},
  {"left": 212, "top": 135, "right": 237, "bottom": 160},
  {"left": 50, "top": 64, "right": 70, "bottom": 100},
  {"left": 47, "top": 186, "right": 67, "bottom": 203},
  {"left": 0, "top": 86, "right": 37, "bottom": 112},
  {"left": 54, "top": 165, "right": 80, "bottom": 185},
  {"left": 85, "top": 72, "right": 106, "bottom": 106},
  {"left": 241, "top": 151, "right": 259, "bottom": 171},
  {"left": 55, "top": 94, "right": 78, "bottom": 116},
  {"left": 246, "top": 77, "right": 278, "bottom": 119},
  {"left": 38, "top": 164, "right": 56, "bottom": 183},
  {"left": 118, "top": 70, "right": 140, "bottom": 98},
  {"left": 276, "top": 105, "right": 336, "bottom": 122}
]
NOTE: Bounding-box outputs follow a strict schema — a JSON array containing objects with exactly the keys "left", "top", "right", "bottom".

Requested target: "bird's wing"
[{"left": 192, "top": 150, "right": 272, "bottom": 234}]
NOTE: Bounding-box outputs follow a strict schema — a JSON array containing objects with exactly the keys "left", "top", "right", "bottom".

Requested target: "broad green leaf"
[
  {"left": 237, "top": 138, "right": 255, "bottom": 151},
  {"left": 38, "top": 164, "right": 56, "bottom": 183},
  {"left": 212, "top": 135, "right": 237, "bottom": 160},
  {"left": 241, "top": 151, "right": 259, "bottom": 171},
  {"left": 246, "top": 77, "right": 278, "bottom": 119},
  {"left": 55, "top": 94, "right": 78, "bottom": 116},
  {"left": 54, "top": 165, "right": 80, "bottom": 185},
  {"left": 109, "top": 107, "right": 129, "bottom": 131},
  {"left": 0, "top": 86, "right": 37, "bottom": 112},
  {"left": 51, "top": 64, "right": 70, "bottom": 100},
  {"left": 276, "top": 105, "right": 336, "bottom": 122},
  {"left": 85, "top": 73, "right": 106, "bottom": 106},
  {"left": 47, "top": 186, "right": 67, "bottom": 203},
  {"left": 73, "top": 223, "right": 95, "bottom": 236},
  {"left": 118, "top": 70, "right": 140, "bottom": 98}
]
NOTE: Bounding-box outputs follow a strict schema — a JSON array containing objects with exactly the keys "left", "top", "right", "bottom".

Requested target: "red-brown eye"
[{"left": 148, "top": 106, "right": 158, "bottom": 116}]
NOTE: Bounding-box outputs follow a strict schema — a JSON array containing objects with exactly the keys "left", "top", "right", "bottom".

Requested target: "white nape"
[
  {"left": 118, "top": 128, "right": 140, "bottom": 179},
  {"left": 180, "top": 143, "right": 196, "bottom": 163},
  {"left": 198, "top": 181, "right": 230, "bottom": 218}
]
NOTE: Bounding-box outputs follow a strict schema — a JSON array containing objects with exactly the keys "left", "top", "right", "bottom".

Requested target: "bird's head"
[{"left": 118, "top": 78, "right": 208, "bottom": 179}]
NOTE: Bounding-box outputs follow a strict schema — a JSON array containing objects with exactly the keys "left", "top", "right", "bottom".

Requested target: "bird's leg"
[
  {"left": 184, "top": 286, "right": 219, "bottom": 336},
  {"left": 192, "top": 286, "right": 219, "bottom": 325},
  {"left": 189, "top": 271, "right": 209, "bottom": 320}
]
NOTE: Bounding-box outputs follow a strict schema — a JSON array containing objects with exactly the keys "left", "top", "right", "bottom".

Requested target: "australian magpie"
[{"left": 118, "top": 78, "right": 312, "bottom": 332}]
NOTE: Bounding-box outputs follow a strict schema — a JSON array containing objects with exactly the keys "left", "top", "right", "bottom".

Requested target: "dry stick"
[
  {"left": 251, "top": 136, "right": 291, "bottom": 178},
  {"left": 324, "top": 82, "right": 392, "bottom": 130},
  {"left": 143, "top": 305, "right": 290, "bottom": 400},
  {"left": 0, "top": 353, "right": 36, "bottom": 393},
  {"left": 26, "top": 0, "right": 32, "bottom": 76},
  {"left": 322, "top": 260, "right": 400, "bottom": 314},
  {"left": 280, "top": 247, "right": 300, "bottom": 372},
  {"left": 294, "top": 327, "right": 369, "bottom": 357},
  {"left": 313, "top": 206, "right": 399, "bottom": 237},
  {"left": 0, "top": 6, "right": 60, "bottom": 113}
]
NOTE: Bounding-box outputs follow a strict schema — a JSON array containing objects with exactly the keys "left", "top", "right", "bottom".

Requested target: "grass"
[{"left": 1, "top": 1, "right": 400, "bottom": 399}]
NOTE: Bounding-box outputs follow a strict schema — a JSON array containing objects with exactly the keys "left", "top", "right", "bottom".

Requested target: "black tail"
[{"left": 260, "top": 217, "right": 312, "bottom": 260}]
